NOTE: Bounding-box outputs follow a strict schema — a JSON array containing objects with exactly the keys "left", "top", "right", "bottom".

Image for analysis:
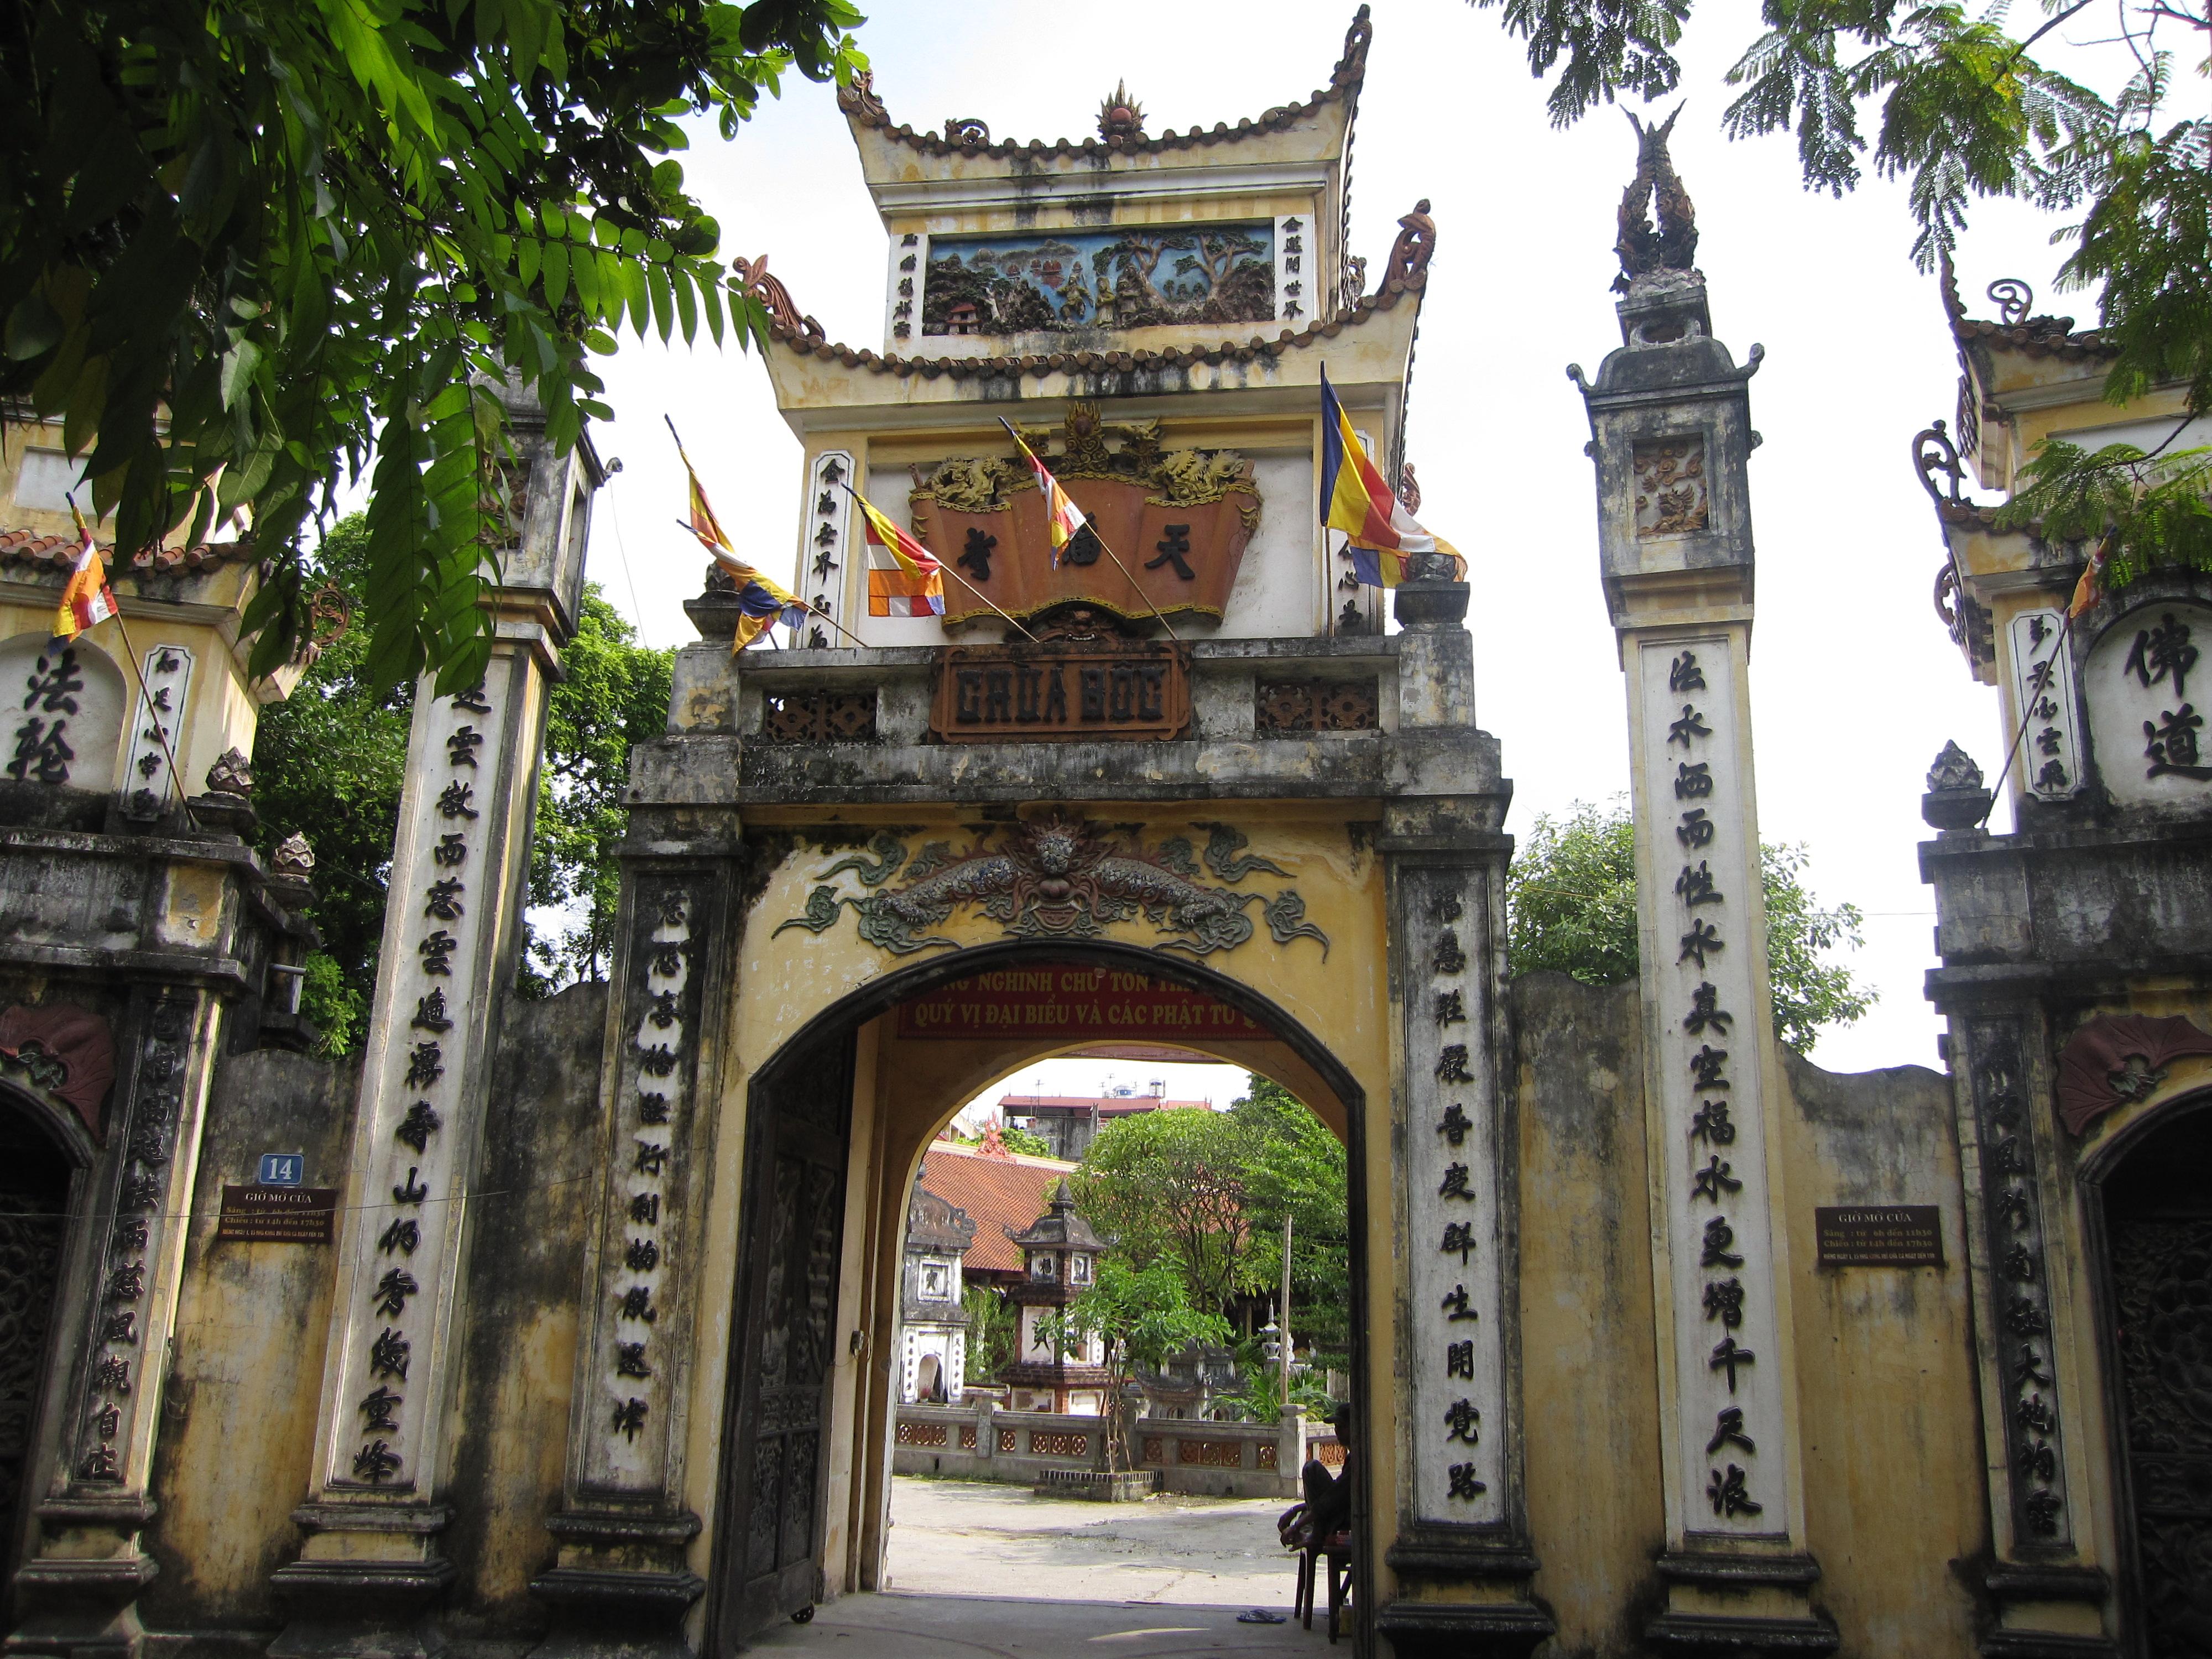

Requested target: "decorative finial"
[
  {"left": 272, "top": 831, "right": 316, "bottom": 878},
  {"left": 1098, "top": 80, "right": 1146, "bottom": 144},
  {"left": 1614, "top": 105, "right": 1698, "bottom": 290},
  {"left": 1926, "top": 740, "right": 1985, "bottom": 794},
  {"left": 204, "top": 747, "right": 253, "bottom": 799},
  {"left": 1381, "top": 200, "right": 1436, "bottom": 289}
]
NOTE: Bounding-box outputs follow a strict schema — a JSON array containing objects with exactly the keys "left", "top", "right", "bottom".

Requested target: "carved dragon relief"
[{"left": 772, "top": 815, "right": 1330, "bottom": 959}]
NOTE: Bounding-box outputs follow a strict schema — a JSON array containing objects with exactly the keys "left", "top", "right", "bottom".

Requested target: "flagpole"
[
  {"left": 61, "top": 496, "right": 191, "bottom": 813},
  {"left": 837, "top": 482, "right": 1041, "bottom": 644},
  {"left": 669, "top": 524, "right": 874, "bottom": 651},
  {"left": 997, "top": 417, "right": 1181, "bottom": 644}
]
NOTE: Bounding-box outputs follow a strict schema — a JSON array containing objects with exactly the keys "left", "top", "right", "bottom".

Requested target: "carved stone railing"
[{"left": 889, "top": 1400, "right": 1310, "bottom": 1498}]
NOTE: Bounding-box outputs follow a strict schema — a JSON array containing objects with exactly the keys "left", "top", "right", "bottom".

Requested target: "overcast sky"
[{"left": 576, "top": 0, "right": 2119, "bottom": 1089}]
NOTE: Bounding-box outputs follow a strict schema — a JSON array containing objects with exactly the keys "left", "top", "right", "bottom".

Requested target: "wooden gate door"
[
  {"left": 712, "top": 1036, "right": 853, "bottom": 1649},
  {"left": 0, "top": 1107, "right": 72, "bottom": 1585},
  {"left": 2105, "top": 1109, "right": 2212, "bottom": 1658}
]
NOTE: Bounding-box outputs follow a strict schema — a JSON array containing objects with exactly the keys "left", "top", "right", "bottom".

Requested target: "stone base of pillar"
[
  {"left": 268, "top": 1505, "right": 457, "bottom": 1659},
  {"left": 4, "top": 1555, "right": 159, "bottom": 1659},
  {"left": 1645, "top": 1551, "right": 1837, "bottom": 1656},
  {"left": 1375, "top": 1595, "right": 1556, "bottom": 1659},
  {"left": 526, "top": 1510, "right": 705, "bottom": 1659},
  {"left": 1379, "top": 1538, "right": 1553, "bottom": 1659},
  {"left": 1977, "top": 1565, "right": 2116, "bottom": 1659}
]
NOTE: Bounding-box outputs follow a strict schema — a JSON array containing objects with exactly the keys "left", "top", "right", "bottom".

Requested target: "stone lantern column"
[
  {"left": 269, "top": 392, "right": 600, "bottom": 1659},
  {"left": 1571, "top": 131, "right": 1834, "bottom": 1652}
]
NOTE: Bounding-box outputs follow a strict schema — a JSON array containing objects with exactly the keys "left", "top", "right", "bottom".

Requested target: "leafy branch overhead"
[
  {"left": 1, "top": 0, "right": 865, "bottom": 694},
  {"left": 1473, "top": 0, "right": 2212, "bottom": 586}
]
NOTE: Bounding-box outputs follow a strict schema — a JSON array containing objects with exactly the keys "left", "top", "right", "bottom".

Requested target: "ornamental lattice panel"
[
  {"left": 1255, "top": 679, "right": 1379, "bottom": 734},
  {"left": 762, "top": 689, "right": 878, "bottom": 744}
]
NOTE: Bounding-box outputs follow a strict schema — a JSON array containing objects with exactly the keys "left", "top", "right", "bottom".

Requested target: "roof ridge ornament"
[
  {"left": 1614, "top": 104, "right": 1699, "bottom": 293},
  {"left": 1098, "top": 81, "right": 1146, "bottom": 145}
]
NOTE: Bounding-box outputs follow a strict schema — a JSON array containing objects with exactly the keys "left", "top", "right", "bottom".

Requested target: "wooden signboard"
[
  {"left": 217, "top": 1183, "right": 339, "bottom": 1244},
  {"left": 895, "top": 964, "right": 1266, "bottom": 1042},
  {"left": 1814, "top": 1205, "right": 1945, "bottom": 1268},
  {"left": 930, "top": 643, "right": 1189, "bottom": 743}
]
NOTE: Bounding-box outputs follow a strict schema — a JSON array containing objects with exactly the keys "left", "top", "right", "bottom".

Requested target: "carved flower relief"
[{"left": 1632, "top": 437, "right": 1709, "bottom": 538}]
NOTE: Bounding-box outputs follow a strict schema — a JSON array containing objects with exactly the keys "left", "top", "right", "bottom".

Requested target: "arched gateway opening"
[
  {"left": 2083, "top": 1093, "right": 2212, "bottom": 1657},
  {"left": 705, "top": 941, "right": 1370, "bottom": 1657}
]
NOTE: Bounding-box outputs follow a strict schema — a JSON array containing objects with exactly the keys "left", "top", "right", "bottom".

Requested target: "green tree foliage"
[
  {"left": 1506, "top": 798, "right": 1874, "bottom": 1052},
  {"left": 1072, "top": 1108, "right": 1258, "bottom": 1314},
  {"left": 961, "top": 1282, "right": 1015, "bottom": 1384},
  {"left": 1, "top": 0, "right": 863, "bottom": 693},
  {"left": 519, "top": 587, "right": 674, "bottom": 990},
  {"left": 1045, "top": 1256, "right": 1229, "bottom": 1468},
  {"left": 1472, "top": 0, "right": 2212, "bottom": 592},
  {"left": 1230, "top": 1076, "right": 1352, "bottom": 1362},
  {"left": 252, "top": 512, "right": 671, "bottom": 1048},
  {"left": 993, "top": 1124, "right": 1055, "bottom": 1159}
]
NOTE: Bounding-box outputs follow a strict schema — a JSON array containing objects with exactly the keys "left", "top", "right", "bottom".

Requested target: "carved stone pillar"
[
  {"left": 270, "top": 394, "right": 597, "bottom": 1659},
  {"left": 528, "top": 836, "right": 744, "bottom": 1659},
  {"left": 1575, "top": 255, "right": 1833, "bottom": 1649},
  {"left": 1374, "top": 580, "right": 1552, "bottom": 1659},
  {"left": 8, "top": 986, "right": 217, "bottom": 1659},
  {"left": 1947, "top": 1007, "right": 2114, "bottom": 1655}
]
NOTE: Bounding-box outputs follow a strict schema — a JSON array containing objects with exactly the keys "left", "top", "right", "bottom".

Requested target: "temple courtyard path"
[{"left": 744, "top": 1477, "right": 1316, "bottom": 1659}]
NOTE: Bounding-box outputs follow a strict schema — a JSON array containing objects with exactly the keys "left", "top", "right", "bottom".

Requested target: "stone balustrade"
[{"left": 890, "top": 1399, "right": 1330, "bottom": 1499}]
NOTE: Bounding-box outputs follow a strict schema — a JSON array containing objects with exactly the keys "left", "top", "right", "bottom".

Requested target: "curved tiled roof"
[
  {"left": 839, "top": 6, "right": 1370, "bottom": 159},
  {"left": 765, "top": 265, "right": 1427, "bottom": 381},
  {"left": 0, "top": 526, "right": 253, "bottom": 576},
  {"left": 918, "top": 1142, "right": 1077, "bottom": 1276}
]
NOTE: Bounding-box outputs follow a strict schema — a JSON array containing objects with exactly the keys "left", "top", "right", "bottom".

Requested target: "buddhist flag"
[
  {"left": 2068, "top": 537, "right": 2110, "bottom": 618},
  {"left": 851, "top": 489, "right": 946, "bottom": 617},
  {"left": 672, "top": 451, "right": 806, "bottom": 649},
  {"left": 52, "top": 502, "right": 118, "bottom": 641},
  {"left": 1318, "top": 364, "right": 1464, "bottom": 588},
  {"left": 1004, "top": 423, "right": 1089, "bottom": 569}
]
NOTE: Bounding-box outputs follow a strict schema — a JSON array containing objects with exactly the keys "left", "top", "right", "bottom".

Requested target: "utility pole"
[{"left": 1280, "top": 1213, "right": 1294, "bottom": 1408}]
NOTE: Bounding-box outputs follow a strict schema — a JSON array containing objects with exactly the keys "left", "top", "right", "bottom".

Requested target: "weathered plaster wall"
[
  {"left": 1511, "top": 973, "right": 1989, "bottom": 1655},
  {"left": 1513, "top": 972, "right": 1661, "bottom": 1657},
  {"left": 144, "top": 1047, "right": 360, "bottom": 1634},
  {"left": 443, "top": 982, "right": 607, "bottom": 1641},
  {"left": 1779, "top": 1049, "right": 1983, "bottom": 1653},
  {"left": 141, "top": 985, "right": 606, "bottom": 1645}
]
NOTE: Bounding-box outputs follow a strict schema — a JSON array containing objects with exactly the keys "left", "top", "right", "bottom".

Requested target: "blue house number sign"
[{"left": 258, "top": 1152, "right": 305, "bottom": 1187}]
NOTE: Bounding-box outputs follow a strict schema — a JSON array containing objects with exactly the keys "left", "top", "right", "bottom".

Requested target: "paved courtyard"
[{"left": 744, "top": 1477, "right": 1321, "bottom": 1659}]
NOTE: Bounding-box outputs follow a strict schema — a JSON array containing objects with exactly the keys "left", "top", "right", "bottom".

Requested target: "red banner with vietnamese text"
[{"left": 893, "top": 964, "right": 1268, "bottom": 1041}]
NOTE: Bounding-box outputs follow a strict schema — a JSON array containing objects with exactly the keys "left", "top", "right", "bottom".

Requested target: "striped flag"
[
  {"left": 851, "top": 490, "right": 946, "bottom": 617},
  {"left": 674, "top": 454, "right": 806, "bottom": 649},
  {"left": 1005, "top": 426, "right": 1089, "bottom": 570},
  {"left": 1319, "top": 364, "right": 1464, "bottom": 588},
  {"left": 52, "top": 503, "right": 118, "bottom": 641}
]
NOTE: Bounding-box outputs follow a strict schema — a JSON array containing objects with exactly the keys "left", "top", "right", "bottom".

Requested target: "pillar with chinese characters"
[
  {"left": 268, "top": 387, "right": 601, "bottom": 1659},
  {"left": 1371, "top": 576, "right": 1553, "bottom": 1659},
  {"left": 1571, "top": 127, "right": 1834, "bottom": 1653}
]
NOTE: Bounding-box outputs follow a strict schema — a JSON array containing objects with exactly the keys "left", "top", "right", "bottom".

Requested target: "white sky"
[{"left": 578, "top": 0, "right": 2130, "bottom": 1084}]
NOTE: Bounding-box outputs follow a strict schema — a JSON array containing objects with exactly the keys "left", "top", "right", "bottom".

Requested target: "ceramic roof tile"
[{"left": 917, "top": 1142, "right": 1078, "bottom": 1276}]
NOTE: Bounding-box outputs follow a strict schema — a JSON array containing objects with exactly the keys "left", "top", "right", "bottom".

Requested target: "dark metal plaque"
[
  {"left": 930, "top": 643, "right": 1189, "bottom": 743},
  {"left": 1813, "top": 1205, "right": 1944, "bottom": 1268},
  {"left": 217, "top": 1184, "right": 338, "bottom": 1244}
]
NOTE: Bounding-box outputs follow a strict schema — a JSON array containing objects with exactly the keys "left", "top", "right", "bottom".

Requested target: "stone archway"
[
  {"left": 2083, "top": 1089, "right": 2212, "bottom": 1656},
  {"left": 702, "top": 940, "right": 1371, "bottom": 1658},
  {"left": 0, "top": 1083, "right": 90, "bottom": 1592}
]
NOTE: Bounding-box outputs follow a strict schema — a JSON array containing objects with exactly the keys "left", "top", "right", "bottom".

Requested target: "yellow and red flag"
[
  {"left": 674, "top": 450, "right": 806, "bottom": 650},
  {"left": 52, "top": 503, "right": 119, "bottom": 641},
  {"left": 1004, "top": 424, "right": 1089, "bottom": 569},
  {"left": 1319, "top": 364, "right": 1464, "bottom": 588},
  {"left": 2068, "top": 537, "right": 2110, "bottom": 618},
  {"left": 851, "top": 490, "right": 946, "bottom": 617}
]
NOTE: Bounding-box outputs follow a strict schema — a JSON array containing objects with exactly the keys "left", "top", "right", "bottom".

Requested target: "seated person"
[{"left": 1301, "top": 1404, "right": 1354, "bottom": 1544}]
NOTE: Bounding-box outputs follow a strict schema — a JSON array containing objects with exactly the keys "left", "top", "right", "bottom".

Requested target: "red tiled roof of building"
[
  {"left": 918, "top": 1141, "right": 1078, "bottom": 1277},
  {"left": 0, "top": 526, "right": 254, "bottom": 575}
]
